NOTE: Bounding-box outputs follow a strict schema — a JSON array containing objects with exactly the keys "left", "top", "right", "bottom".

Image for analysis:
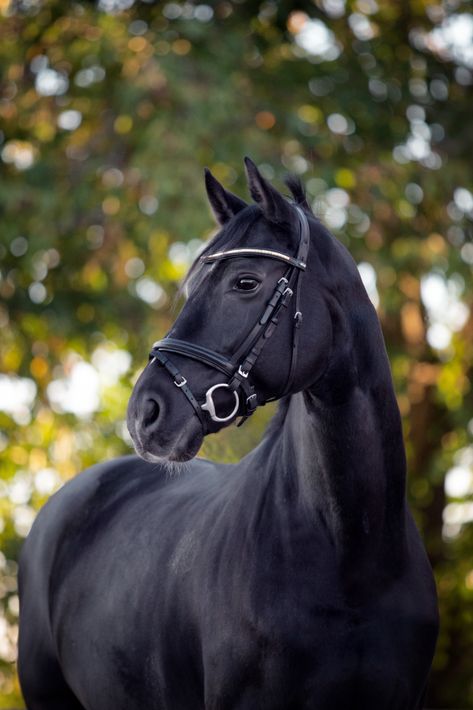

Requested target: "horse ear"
[
  {"left": 244, "top": 156, "right": 294, "bottom": 225},
  {"left": 204, "top": 168, "right": 247, "bottom": 226}
]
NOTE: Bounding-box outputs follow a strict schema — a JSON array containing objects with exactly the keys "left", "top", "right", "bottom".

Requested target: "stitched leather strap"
[
  {"left": 152, "top": 338, "right": 235, "bottom": 376},
  {"left": 150, "top": 350, "right": 207, "bottom": 428},
  {"left": 280, "top": 205, "right": 309, "bottom": 396},
  {"left": 201, "top": 248, "right": 306, "bottom": 270}
]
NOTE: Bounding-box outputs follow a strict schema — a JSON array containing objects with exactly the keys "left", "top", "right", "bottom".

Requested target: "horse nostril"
[{"left": 143, "top": 398, "right": 160, "bottom": 427}]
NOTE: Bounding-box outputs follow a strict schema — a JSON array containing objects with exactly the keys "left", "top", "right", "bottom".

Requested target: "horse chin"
[{"left": 134, "top": 426, "right": 203, "bottom": 465}]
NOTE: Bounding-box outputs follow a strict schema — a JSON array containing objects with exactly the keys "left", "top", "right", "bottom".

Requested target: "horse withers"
[{"left": 18, "top": 158, "right": 438, "bottom": 709}]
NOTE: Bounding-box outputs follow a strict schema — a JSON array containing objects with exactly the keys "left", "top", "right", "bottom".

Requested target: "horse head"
[{"left": 127, "top": 158, "right": 361, "bottom": 463}]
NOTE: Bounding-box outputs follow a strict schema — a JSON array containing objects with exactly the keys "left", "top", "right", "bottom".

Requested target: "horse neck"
[{"left": 271, "top": 289, "right": 408, "bottom": 584}]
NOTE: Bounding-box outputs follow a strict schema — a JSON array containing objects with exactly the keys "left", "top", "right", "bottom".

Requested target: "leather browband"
[{"left": 200, "top": 248, "right": 306, "bottom": 270}]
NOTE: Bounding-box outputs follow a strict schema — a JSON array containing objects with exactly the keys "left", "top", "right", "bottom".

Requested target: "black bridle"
[{"left": 149, "top": 205, "right": 310, "bottom": 429}]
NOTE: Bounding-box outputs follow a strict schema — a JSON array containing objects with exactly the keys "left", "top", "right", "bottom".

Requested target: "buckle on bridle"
[
  {"left": 174, "top": 375, "right": 187, "bottom": 388},
  {"left": 238, "top": 365, "right": 249, "bottom": 378}
]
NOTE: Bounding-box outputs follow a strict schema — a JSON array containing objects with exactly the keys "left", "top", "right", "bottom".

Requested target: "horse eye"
[{"left": 235, "top": 277, "right": 259, "bottom": 292}]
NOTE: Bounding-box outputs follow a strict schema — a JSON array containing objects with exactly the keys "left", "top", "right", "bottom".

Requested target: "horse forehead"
[
  {"left": 182, "top": 260, "right": 225, "bottom": 301},
  {"left": 242, "top": 215, "right": 290, "bottom": 248},
  {"left": 212, "top": 211, "right": 292, "bottom": 252}
]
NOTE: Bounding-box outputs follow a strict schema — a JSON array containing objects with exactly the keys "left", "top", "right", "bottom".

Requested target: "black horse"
[{"left": 18, "top": 159, "right": 438, "bottom": 710}]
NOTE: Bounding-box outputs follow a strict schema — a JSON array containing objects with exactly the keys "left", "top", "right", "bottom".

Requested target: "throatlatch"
[{"left": 149, "top": 204, "right": 310, "bottom": 429}]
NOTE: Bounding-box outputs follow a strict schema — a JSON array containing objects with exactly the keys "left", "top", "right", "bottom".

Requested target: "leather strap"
[
  {"left": 231, "top": 272, "right": 292, "bottom": 364},
  {"left": 201, "top": 248, "right": 306, "bottom": 270},
  {"left": 151, "top": 338, "right": 235, "bottom": 376},
  {"left": 280, "top": 205, "right": 309, "bottom": 396},
  {"left": 150, "top": 350, "right": 207, "bottom": 428}
]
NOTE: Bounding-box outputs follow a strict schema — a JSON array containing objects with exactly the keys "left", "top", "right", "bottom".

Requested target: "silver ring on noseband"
[{"left": 201, "top": 383, "right": 240, "bottom": 423}]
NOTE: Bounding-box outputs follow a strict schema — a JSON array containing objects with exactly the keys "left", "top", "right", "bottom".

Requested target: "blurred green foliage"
[{"left": 0, "top": 0, "right": 472, "bottom": 706}]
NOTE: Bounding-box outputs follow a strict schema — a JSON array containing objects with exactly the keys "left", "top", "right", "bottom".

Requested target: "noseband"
[{"left": 149, "top": 205, "right": 310, "bottom": 429}]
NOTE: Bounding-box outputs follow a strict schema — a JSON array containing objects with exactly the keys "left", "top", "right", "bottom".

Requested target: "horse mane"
[{"left": 263, "top": 396, "right": 292, "bottom": 440}]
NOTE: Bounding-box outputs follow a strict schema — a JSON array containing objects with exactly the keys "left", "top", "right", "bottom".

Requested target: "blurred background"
[{"left": 0, "top": 0, "right": 472, "bottom": 706}]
